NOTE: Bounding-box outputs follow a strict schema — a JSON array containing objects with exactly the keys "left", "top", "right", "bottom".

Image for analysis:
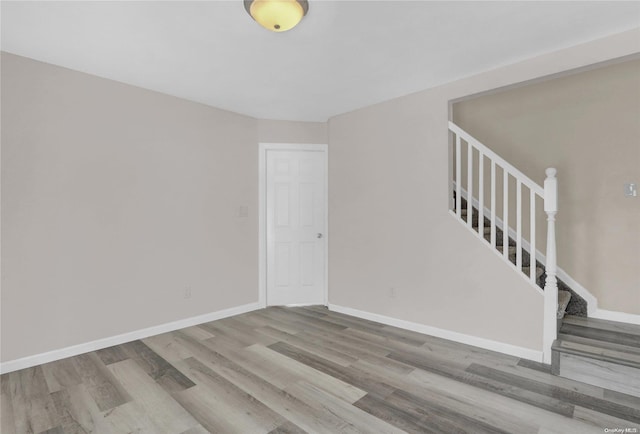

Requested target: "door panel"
[{"left": 266, "top": 149, "right": 326, "bottom": 306}]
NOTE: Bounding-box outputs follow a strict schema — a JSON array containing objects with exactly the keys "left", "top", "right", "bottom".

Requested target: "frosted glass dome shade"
[{"left": 245, "top": 0, "right": 308, "bottom": 32}]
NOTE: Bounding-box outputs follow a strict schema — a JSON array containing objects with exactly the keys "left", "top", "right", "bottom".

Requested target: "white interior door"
[{"left": 266, "top": 148, "right": 326, "bottom": 306}]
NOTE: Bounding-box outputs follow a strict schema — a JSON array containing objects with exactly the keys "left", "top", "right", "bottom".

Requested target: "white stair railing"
[{"left": 448, "top": 121, "right": 558, "bottom": 364}]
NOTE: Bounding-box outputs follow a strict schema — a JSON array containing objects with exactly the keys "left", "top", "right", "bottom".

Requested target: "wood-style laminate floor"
[{"left": 2, "top": 306, "right": 640, "bottom": 433}]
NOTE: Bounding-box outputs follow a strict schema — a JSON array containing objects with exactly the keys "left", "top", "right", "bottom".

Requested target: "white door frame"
[{"left": 258, "top": 143, "right": 329, "bottom": 308}]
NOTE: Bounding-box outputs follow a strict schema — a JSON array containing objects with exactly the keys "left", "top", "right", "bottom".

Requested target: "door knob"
[{"left": 317, "top": 233, "right": 323, "bottom": 239}]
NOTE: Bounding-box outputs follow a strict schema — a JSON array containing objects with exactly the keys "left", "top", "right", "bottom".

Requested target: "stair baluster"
[
  {"left": 502, "top": 170, "right": 509, "bottom": 258},
  {"left": 516, "top": 180, "right": 522, "bottom": 269},
  {"left": 543, "top": 168, "right": 559, "bottom": 364},
  {"left": 490, "top": 161, "right": 496, "bottom": 247},
  {"left": 478, "top": 151, "right": 484, "bottom": 237},
  {"left": 467, "top": 140, "right": 473, "bottom": 228},
  {"left": 530, "top": 189, "right": 536, "bottom": 283},
  {"left": 455, "top": 135, "right": 461, "bottom": 219}
]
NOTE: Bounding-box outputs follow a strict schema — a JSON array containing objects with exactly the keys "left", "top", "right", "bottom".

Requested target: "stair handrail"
[
  {"left": 448, "top": 121, "right": 558, "bottom": 364},
  {"left": 448, "top": 122, "right": 544, "bottom": 197}
]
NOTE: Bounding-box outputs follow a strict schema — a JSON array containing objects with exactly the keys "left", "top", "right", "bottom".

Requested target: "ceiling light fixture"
[{"left": 244, "top": 0, "right": 309, "bottom": 32}]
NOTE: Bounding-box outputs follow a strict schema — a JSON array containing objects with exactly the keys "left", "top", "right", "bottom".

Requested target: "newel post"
[{"left": 543, "top": 168, "right": 558, "bottom": 364}]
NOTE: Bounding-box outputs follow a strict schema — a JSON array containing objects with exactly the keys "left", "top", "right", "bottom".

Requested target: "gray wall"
[
  {"left": 0, "top": 53, "right": 324, "bottom": 362},
  {"left": 327, "top": 29, "right": 639, "bottom": 352},
  {"left": 453, "top": 59, "right": 640, "bottom": 315},
  {"left": 258, "top": 119, "right": 328, "bottom": 144}
]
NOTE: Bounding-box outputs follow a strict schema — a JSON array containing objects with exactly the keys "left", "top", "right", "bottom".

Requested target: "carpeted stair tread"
[
  {"left": 484, "top": 232, "right": 515, "bottom": 247},
  {"left": 557, "top": 290, "right": 571, "bottom": 319},
  {"left": 496, "top": 245, "right": 532, "bottom": 267},
  {"left": 556, "top": 284, "right": 588, "bottom": 317},
  {"left": 496, "top": 245, "right": 517, "bottom": 256},
  {"left": 522, "top": 266, "right": 544, "bottom": 282},
  {"left": 481, "top": 226, "right": 511, "bottom": 244}
]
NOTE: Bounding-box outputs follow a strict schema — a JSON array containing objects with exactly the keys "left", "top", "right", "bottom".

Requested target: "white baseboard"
[
  {"left": 328, "top": 304, "right": 544, "bottom": 362},
  {"left": 453, "top": 183, "right": 598, "bottom": 314},
  {"left": 591, "top": 309, "right": 640, "bottom": 325},
  {"left": 0, "top": 302, "right": 261, "bottom": 374}
]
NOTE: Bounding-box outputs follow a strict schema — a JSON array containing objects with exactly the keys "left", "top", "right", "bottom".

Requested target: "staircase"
[
  {"left": 552, "top": 315, "right": 640, "bottom": 398},
  {"left": 449, "top": 122, "right": 640, "bottom": 390},
  {"left": 449, "top": 121, "right": 581, "bottom": 365},
  {"left": 449, "top": 121, "right": 639, "bottom": 398}
]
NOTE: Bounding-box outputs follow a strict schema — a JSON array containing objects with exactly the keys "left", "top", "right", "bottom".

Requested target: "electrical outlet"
[
  {"left": 184, "top": 286, "right": 192, "bottom": 299},
  {"left": 389, "top": 287, "right": 397, "bottom": 299},
  {"left": 237, "top": 205, "right": 249, "bottom": 218}
]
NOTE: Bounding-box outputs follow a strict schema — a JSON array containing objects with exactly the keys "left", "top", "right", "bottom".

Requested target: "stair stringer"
[
  {"left": 437, "top": 209, "right": 545, "bottom": 361},
  {"left": 433, "top": 211, "right": 546, "bottom": 360}
]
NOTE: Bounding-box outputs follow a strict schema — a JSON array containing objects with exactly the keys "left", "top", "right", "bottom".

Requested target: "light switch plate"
[{"left": 624, "top": 183, "right": 637, "bottom": 197}]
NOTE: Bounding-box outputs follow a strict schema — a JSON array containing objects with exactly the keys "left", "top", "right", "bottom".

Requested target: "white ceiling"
[{"left": 2, "top": 1, "right": 639, "bottom": 122}]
